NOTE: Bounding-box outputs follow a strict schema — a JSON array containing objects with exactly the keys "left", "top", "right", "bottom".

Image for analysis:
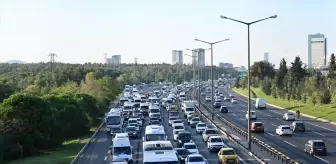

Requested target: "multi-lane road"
[
  {"left": 201, "top": 86, "right": 336, "bottom": 164},
  {"left": 78, "top": 85, "right": 264, "bottom": 164}
]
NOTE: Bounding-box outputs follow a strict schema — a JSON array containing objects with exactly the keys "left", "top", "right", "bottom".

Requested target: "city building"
[
  {"left": 264, "top": 52, "right": 269, "bottom": 62},
  {"left": 111, "top": 55, "right": 121, "bottom": 65},
  {"left": 192, "top": 48, "right": 205, "bottom": 67},
  {"left": 219, "top": 62, "right": 233, "bottom": 68},
  {"left": 308, "top": 33, "right": 327, "bottom": 68},
  {"left": 172, "top": 50, "right": 183, "bottom": 64}
]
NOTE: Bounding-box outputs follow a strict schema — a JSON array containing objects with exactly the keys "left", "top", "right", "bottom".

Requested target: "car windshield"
[
  {"left": 173, "top": 120, "right": 182, "bottom": 124},
  {"left": 254, "top": 123, "right": 263, "bottom": 126},
  {"left": 296, "top": 123, "right": 304, "bottom": 127},
  {"left": 113, "top": 146, "right": 131, "bottom": 155},
  {"left": 152, "top": 114, "right": 161, "bottom": 118},
  {"left": 192, "top": 118, "right": 200, "bottom": 121},
  {"left": 128, "top": 120, "right": 137, "bottom": 124},
  {"left": 197, "top": 124, "right": 206, "bottom": 127},
  {"left": 145, "top": 134, "right": 166, "bottom": 141},
  {"left": 106, "top": 116, "right": 121, "bottom": 125},
  {"left": 210, "top": 138, "right": 222, "bottom": 142},
  {"left": 282, "top": 126, "right": 290, "bottom": 129},
  {"left": 178, "top": 133, "right": 191, "bottom": 140},
  {"left": 141, "top": 105, "right": 149, "bottom": 110},
  {"left": 129, "top": 123, "right": 138, "bottom": 127},
  {"left": 313, "top": 142, "right": 325, "bottom": 147},
  {"left": 150, "top": 109, "right": 160, "bottom": 113},
  {"left": 176, "top": 149, "right": 191, "bottom": 155},
  {"left": 189, "top": 157, "right": 204, "bottom": 162},
  {"left": 206, "top": 130, "right": 217, "bottom": 134},
  {"left": 169, "top": 117, "right": 178, "bottom": 121},
  {"left": 184, "top": 144, "right": 196, "bottom": 149},
  {"left": 287, "top": 113, "right": 294, "bottom": 116},
  {"left": 222, "top": 150, "right": 236, "bottom": 155},
  {"left": 126, "top": 127, "right": 136, "bottom": 131},
  {"left": 151, "top": 121, "right": 160, "bottom": 125},
  {"left": 186, "top": 108, "right": 194, "bottom": 112},
  {"left": 174, "top": 126, "right": 184, "bottom": 130}
]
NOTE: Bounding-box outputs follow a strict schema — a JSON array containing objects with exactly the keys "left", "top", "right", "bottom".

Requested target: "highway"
[
  {"left": 200, "top": 86, "right": 336, "bottom": 164},
  {"left": 79, "top": 85, "right": 161, "bottom": 164}
]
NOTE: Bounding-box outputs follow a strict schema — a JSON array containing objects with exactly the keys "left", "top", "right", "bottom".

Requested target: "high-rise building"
[
  {"left": 172, "top": 50, "right": 183, "bottom": 64},
  {"left": 264, "top": 52, "right": 269, "bottom": 62},
  {"left": 308, "top": 33, "right": 327, "bottom": 68},
  {"left": 192, "top": 48, "right": 205, "bottom": 67},
  {"left": 111, "top": 55, "right": 121, "bottom": 65},
  {"left": 219, "top": 62, "right": 233, "bottom": 68}
]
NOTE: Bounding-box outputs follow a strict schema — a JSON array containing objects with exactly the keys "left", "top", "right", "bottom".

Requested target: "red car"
[{"left": 250, "top": 122, "right": 264, "bottom": 133}]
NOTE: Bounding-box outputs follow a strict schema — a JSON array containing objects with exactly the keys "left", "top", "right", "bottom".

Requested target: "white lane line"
[
  {"left": 271, "top": 124, "right": 277, "bottom": 127},
  {"left": 284, "top": 140, "right": 297, "bottom": 148},
  {"left": 240, "top": 118, "right": 245, "bottom": 121},
  {"left": 267, "top": 132, "right": 275, "bottom": 136},
  {"left": 104, "top": 156, "right": 108, "bottom": 161},
  {"left": 107, "top": 150, "right": 111, "bottom": 155},
  {"left": 312, "top": 131, "right": 326, "bottom": 137},
  {"left": 264, "top": 114, "right": 272, "bottom": 117},
  {"left": 232, "top": 113, "right": 237, "bottom": 116},
  {"left": 269, "top": 110, "right": 282, "bottom": 115},
  {"left": 306, "top": 122, "right": 336, "bottom": 132},
  {"left": 315, "top": 156, "right": 330, "bottom": 163}
]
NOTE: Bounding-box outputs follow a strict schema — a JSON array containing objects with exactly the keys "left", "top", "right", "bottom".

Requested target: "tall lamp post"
[
  {"left": 186, "top": 48, "right": 211, "bottom": 108},
  {"left": 194, "top": 38, "right": 230, "bottom": 120},
  {"left": 184, "top": 54, "right": 197, "bottom": 100},
  {"left": 220, "top": 15, "right": 277, "bottom": 150}
]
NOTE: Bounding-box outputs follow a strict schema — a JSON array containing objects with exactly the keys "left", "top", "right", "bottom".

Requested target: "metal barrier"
[
  {"left": 193, "top": 88, "right": 299, "bottom": 164},
  {"left": 70, "top": 102, "right": 119, "bottom": 164}
]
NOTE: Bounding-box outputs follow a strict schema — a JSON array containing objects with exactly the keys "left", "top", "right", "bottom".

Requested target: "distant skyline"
[{"left": 0, "top": 0, "right": 335, "bottom": 68}]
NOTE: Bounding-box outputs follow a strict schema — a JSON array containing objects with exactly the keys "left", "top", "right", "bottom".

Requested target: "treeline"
[
  {"left": 0, "top": 63, "right": 122, "bottom": 162},
  {"left": 235, "top": 53, "right": 336, "bottom": 105}
]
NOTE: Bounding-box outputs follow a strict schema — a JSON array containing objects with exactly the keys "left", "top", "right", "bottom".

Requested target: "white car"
[
  {"left": 283, "top": 113, "right": 296, "bottom": 121},
  {"left": 205, "top": 96, "right": 211, "bottom": 102},
  {"left": 196, "top": 122, "right": 207, "bottom": 134},
  {"left": 132, "top": 117, "right": 143, "bottom": 127},
  {"left": 183, "top": 142, "right": 199, "bottom": 154},
  {"left": 245, "top": 110, "right": 257, "bottom": 120},
  {"left": 219, "top": 93, "right": 224, "bottom": 97},
  {"left": 172, "top": 120, "right": 184, "bottom": 127},
  {"left": 185, "top": 154, "right": 207, "bottom": 164},
  {"left": 207, "top": 136, "right": 225, "bottom": 152},
  {"left": 231, "top": 98, "right": 238, "bottom": 104},
  {"left": 215, "top": 97, "right": 222, "bottom": 102},
  {"left": 276, "top": 125, "right": 293, "bottom": 136},
  {"left": 169, "top": 116, "right": 179, "bottom": 126},
  {"left": 173, "top": 129, "right": 185, "bottom": 141},
  {"left": 202, "top": 128, "right": 218, "bottom": 142}
]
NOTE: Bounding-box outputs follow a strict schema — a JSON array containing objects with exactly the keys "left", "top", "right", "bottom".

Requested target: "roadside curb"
[{"left": 232, "top": 89, "right": 336, "bottom": 126}]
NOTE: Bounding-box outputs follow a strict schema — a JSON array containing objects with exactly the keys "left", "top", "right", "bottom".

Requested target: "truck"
[{"left": 304, "top": 140, "right": 327, "bottom": 156}]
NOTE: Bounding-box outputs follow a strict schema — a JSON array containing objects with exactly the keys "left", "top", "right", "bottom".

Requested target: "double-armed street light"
[
  {"left": 220, "top": 14, "right": 277, "bottom": 150},
  {"left": 186, "top": 48, "right": 211, "bottom": 108},
  {"left": 183, "top": 53, "right": 197, "bottom": 101},
  {"left": 194, "top": 38, "right": 230, "bottom": 120}
]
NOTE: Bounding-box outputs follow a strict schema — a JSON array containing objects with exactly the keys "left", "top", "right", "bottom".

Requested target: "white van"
[
  {"left": 111, "top": 138, "right": 133, "bottom": 163},
  {"left": 143, "top": 125, "right": 167, "bottom": 141},
  {"left": 123, "top": 102, "right": 134, "bottom": 113},
  {"left": 140, "top": 102, "right": 150, "bottom": 115},
  {"left": 255, "top": 98, "right": 266, "bottom": 109},
  {"left": 179, "top": 92, "right": 186, "bottom": 101},
  {"left": 143, "top": 141, "right": 178, "bottom": 164},
  {"left": 149, "top": 105, "right": 160, "bottom": 118},
  {"left": 133, "top": 97, "right": 141, "bottom": 108}
]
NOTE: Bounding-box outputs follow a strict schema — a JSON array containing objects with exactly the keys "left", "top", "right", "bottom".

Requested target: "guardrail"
[
  {"left": 193, "top": 88, "right": 299, "bottom": 164},
  {"left": 70, "top": 101, "right": 119, "bottom": 164}
]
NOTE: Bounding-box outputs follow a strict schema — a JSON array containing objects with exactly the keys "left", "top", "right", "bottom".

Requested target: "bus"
[
  {"left": 143, "top": 125, "right": 167, "bottom": 141},
  {"left": 143, "top": 141, "right": 178, "bottom": 164}
]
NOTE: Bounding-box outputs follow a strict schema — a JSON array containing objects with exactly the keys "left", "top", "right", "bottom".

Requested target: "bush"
[{"left": 320, "top": 89, "right": 331, "bottom": 104}]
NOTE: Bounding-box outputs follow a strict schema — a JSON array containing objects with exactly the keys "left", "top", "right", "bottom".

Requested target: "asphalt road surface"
[{"left": 201, "top": 86, "right": 336, "bottom": 164}]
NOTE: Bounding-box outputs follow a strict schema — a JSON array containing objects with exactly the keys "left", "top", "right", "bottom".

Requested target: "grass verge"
[
  {"left": 233, "top": 87, "right": 336, "bottom": 122},
  {"left": 9, "top": 127, "right": 98, "bottom": 164}
]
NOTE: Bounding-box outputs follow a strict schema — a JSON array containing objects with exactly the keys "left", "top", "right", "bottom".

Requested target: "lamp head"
[
  {"left": 270, "top": 15, "right": 277, "bottom": 19},
  {"left": 220, "top": 15, "right": 227, "bottom": 19}
]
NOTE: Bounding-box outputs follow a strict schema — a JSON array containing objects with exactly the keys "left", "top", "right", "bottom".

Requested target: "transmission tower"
[{"left": 48, "top": 53, "right": 57, "bottom": 74}]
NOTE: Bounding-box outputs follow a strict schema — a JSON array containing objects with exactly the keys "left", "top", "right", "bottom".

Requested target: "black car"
[
  {"left": 177, "top": 131, "right": 192, "bottom": 147},
  {"left": 290, "top": 121, "right": 306, "bottom": 132},
  {"left": 219, "top": 106, "right": 228, "bottom": 113},
  {"left": 174, "top": 148, "right": 192, "bottom": 163},
  {"left": 213, "top": 102, "right": 221, "bottom": 108},
  {"left": 110, "top": 127, "right": 123, "bottom": 137},
  {"left": 125, "top": 126, "right": 139, "bottom": 138}
]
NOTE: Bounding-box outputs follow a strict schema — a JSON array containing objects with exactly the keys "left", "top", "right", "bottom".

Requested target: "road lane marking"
[
  {"left": 240, "top": 118, "right": 245, "bottom": 121},
  {"left": 315, "top": 156, "right": 330, "bottom": 163},
  {"left": 107, "top": 150, "right": 111, "bottom": 155},
  {"left": 312, "top": 131, "right": 326, "bottom": 136},
  {"left": 104, "top": 156, "right": 108, "bottom": 161},
  {"left": 284, "top": 140, "right": 297, "bottom": 147},
  {"left": 267, "top": 132, "right": 275, "bottom": 136},
  {"left": 305, "top": 122, "right": 336, "bottom": 132},
  {"left": 269, "top": 110, "right": 282, "bottom": 115},
  {"left": 271, "top": 124, "right": 277, "bottom": 127},
  {"left": 264, "top": 114, "right": 272, "bottom": 117},
  {"left": 233, "top": 113, "right": 237, "bottom": 116}
]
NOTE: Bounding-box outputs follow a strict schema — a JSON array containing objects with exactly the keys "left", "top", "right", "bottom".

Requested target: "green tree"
[
  {"left": 261, "top": 77, "right": 272, "bottom": 95},
  {"left": 328, "top": 53, "right": 336, "bottom": 79},
  {"left": 234, "top": 76, "right": 241, "bottom": 88},
  {"left": 251, "top": 61, "right": 276, "bottom": 80},
  {"left": 0, "top": 83, "right": 15, "bottom": 102}
]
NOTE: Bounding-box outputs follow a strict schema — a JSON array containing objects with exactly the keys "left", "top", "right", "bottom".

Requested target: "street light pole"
[
  {"left": 194, "top": 38, "right": 230, "bottom": 120},
  {"left": 184, "top": 53, "right": 197, "bottom": 101},
  {"left": 220, "top": 14, "right": 277, "bottom": 150}
]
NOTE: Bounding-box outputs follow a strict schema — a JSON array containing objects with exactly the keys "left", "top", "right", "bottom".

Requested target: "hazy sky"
[{"left": 0, "top": 0, "right": 335, "bottom": 67}]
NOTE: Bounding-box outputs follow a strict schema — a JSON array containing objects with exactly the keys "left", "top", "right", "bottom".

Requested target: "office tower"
[
  {"left": 172, "top": 50, "right": 183, "bottom": 64},
  {"left": 111, "top": 55, "right": 121, "bottom": 65},
  {"left": 264, "top": 52, "right": 269, "bottom": 62},
  {"left": 192, "top": 48, "right": 205, "bottom": 67},
  {"left": 308, "top": 33, "right": 327, "bottom": 68}
]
